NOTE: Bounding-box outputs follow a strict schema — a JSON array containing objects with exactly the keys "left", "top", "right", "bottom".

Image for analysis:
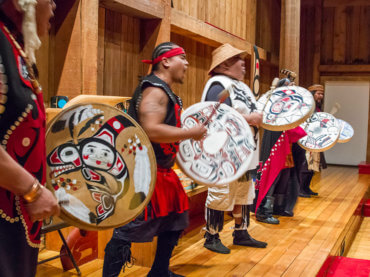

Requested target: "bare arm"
[
  {"left": 242, "top": 112, "right": 263, "bottom": 127},
  {"left": 0, "top": 147, "right": 60, "bottom": 221},
  {"left": 138, "top": 86, "right": 206, "bottom": 143}
]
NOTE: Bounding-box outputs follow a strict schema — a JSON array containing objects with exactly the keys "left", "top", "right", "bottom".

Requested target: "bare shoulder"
[{"left": 141, "top": 86, "right": 168, "bottom": 106}]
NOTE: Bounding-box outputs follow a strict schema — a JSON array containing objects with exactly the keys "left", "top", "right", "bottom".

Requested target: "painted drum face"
[
  {"left": 46, "top": 103, "right": 156, "bottom": 230},
  {"left": 256, "top": 85, "right": 315, "bottom": 131},
  {"left": 337, "top": 119, "right": 354, "bottom": 143},
  {"left": 177, "top": 102, "right": 255, "bottom": 186},
  {"left": 298, "top": 112, "right": 341, "bottom": 152}
]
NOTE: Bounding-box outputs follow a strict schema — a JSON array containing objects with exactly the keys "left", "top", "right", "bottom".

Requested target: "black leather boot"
[
  {"left": 203, "top": 232, "right": 230, "bottom": 254},
  {"left": 233, "top": 229, "right": 267, "bottom": 248},
  {"left": 256, "top": 196, "right": 280, "bottom": 224}
]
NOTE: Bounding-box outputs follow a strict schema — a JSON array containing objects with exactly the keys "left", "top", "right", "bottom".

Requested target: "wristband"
[{"left": 22, "top": 179, "right": 42, "bottom": 203}]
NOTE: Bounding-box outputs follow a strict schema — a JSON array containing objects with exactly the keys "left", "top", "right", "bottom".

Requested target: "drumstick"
[
  {"left": 203, "top": 89, "right": 230, "bottom": 125},
  {"left": 329, "top": 102, "right": 341, "bottom": 115}
]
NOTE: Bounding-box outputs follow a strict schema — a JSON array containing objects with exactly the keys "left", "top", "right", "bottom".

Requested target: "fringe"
[{"left": 205, "top": 207, "right": 224, "bottom": 234}]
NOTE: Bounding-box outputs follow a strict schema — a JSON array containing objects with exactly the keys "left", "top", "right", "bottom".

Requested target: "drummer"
[
  {"left": 298, "top": 84, "right": 327, "bottom": 197},
  {"left": 103, "top": 42, "right": 206, "bottom": 277},
  {"left": 0, "top": 0, "right": 60, "bottom": 276},
  {"left": 200, "top": 43, "right": 267, "bottom": 254},
  {"left": 254, "top": 77, "right": 307, "bottom": 224}
]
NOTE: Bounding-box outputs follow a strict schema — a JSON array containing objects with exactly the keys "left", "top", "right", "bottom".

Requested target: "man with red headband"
[
  {"left": 103, "top": 42, "right": 206, "bottom": 277},
  {"left": 0, "top": 0, "right": 59, "bottom": 276}
]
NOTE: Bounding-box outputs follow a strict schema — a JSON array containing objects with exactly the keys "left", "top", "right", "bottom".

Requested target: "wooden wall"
[
  {"left": 172, "top": 0, "right": 249, "bottom": 41},
  {"left": 97, "top": 8, "right": 143, "bottom": 96},
  {"left": 300, "top": 0, "right": 370, "bottom": 162}
]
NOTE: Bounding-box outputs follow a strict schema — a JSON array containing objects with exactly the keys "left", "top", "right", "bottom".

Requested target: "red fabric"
[
  {"left": 149, "top": 167, "right": 189, "bottom": 218},
  {"left": 142, "top": 47, "right": 185, "bottom": 65},
  {"left": 255, "top": 126, "right": 306, "bottom": 212},
  {"left": 317, "top": 256, "right": 370, "bottom": 277},
  {"left": 0, "top": 22, "right": 46, "bottom": 245}
]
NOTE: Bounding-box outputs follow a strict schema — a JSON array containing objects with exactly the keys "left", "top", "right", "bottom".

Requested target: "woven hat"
[
  {"left": 308, "top": 84, "right": 324, "bottom": 93},
  {"left": 208, "top": 43, "right": 247, "bottom": 75}
]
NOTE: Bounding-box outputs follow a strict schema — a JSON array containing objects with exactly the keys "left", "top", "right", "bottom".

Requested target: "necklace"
[{"left": 2, "top": 24, "right": 42, "bottom": 94}]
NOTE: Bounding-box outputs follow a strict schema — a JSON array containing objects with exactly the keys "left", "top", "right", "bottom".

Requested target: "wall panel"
[
  {"left": 98, "top": 9, "right": 144, "bottom": 97},
  {"left": 172, "top": 0, "right": 248, "bottom": 41}
]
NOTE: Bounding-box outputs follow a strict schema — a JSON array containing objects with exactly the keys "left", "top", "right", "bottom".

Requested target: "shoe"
[
  {"left": 279, "top": 210, "right": 294, "bottom": 217},
  {"left": 169, "top": 270, "right": 185, "bottom": 277},
  {"left": 204, "top": 232, "right": 230, "bottom": 254},
  {"left": 233, "top": 230, "right": 267, "bottom": 248},
  {"left": 305, "top": 188, "right": 318, "bottom": 196},
  {"left": 256, "top": 196, "right": 280, "bottom": 224},
  {"left": 299, "top": 192, "right": 311, "bottom": 198},
  {"left": 256, "top": 214, "right": 280, "bottom": 224}
]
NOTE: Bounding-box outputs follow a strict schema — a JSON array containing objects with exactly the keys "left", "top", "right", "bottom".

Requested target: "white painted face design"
[{"left": 81, "top": 142, "right": 115, "bottom": 170}]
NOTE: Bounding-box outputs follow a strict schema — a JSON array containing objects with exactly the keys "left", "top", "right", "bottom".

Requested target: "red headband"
[{"left": 142, "top": 47, "right": 185, "bottom": 65}]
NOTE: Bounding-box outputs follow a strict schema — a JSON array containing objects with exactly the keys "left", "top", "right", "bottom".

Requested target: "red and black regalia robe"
[{"left": 0, "top": 19, "right": 46, "bottom": 277}]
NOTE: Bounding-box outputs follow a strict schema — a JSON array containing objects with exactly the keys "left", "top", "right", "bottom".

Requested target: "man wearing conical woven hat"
[
  {"left": 0, "top": 0, "right": 59, "bottom": 276},
  {"left": 201, "top": 43, "right": 267, "bottom": 254}
]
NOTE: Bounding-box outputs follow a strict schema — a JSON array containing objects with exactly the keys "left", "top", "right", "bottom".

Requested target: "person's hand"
[
  {"left": 25, "top": 186, "right": 60, "bottom": 222},
  {"left": 188, "top": 124, "right": 207, "bottom": 141},
  {"left": 245, "top": 112, "right": 263, "bottom": 127}
]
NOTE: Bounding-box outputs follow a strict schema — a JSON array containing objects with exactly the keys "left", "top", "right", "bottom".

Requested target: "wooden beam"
[
  {"left": 279, "top": 0, "right": 301, "bottom": 84},
  {"left": 319, "top": 64, "right": 370, "bottom": 73},
  {"left": 81, "top": 0, "right": 99, "bottom": 95},
  {"left": 170, "top": 9, "right": 279, "bottom": 65},
  {"left": 324, "top": 0, "right": 370, "bottom": 7},
  {"left": 312, "top": 0, "right": 323, "bottom": 84},
  {"left": 100, "top": 0, "right": 164, "bottom": 19},
  {"left": 245, "top": 0, "right": 257, "bottom": 44}
]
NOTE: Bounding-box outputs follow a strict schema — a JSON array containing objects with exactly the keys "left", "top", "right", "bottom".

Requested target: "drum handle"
[{"left": 203, "top": 88, "right": 230, "bottom": 125}]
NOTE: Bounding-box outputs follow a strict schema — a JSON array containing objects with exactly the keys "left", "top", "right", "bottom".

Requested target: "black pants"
[{"left": 103, "top": 230, "right": 182, "bottom": 277}]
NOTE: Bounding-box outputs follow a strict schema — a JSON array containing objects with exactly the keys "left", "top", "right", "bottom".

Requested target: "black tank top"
[{"left": 128, "top": 73, "right": 183, "bottom": 168}]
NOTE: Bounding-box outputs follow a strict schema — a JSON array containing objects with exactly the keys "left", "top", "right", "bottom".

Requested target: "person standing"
[
  {"left": 0, "top": 0, "right": 60, "bottom": 276},
  {"left": 103, "top": 42, "right": 207, "bottom": 277},
  {"left": 200, "top": 43, "right": 267, "bottom": 254}
]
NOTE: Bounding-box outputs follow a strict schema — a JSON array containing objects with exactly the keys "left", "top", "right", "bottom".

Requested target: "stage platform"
[{"left": 36, "top": 165, "right": 369, "bottom": 277}]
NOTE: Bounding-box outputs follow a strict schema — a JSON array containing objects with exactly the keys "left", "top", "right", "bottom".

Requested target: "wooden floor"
[
  {"left": 347, "top": 217, "right": 370, "bottom": 260},
  {"left": 36, "top": 165, "right": 369, "bottom": 277}
]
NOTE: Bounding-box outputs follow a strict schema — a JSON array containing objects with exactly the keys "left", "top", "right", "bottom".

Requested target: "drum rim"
[
  {"left": 259, "top": 85, "right": 316, "bottom": 132},
  {"left": 337, "top": 119, "right": 354, "bottom": 143},
  {"left": 297, "top": 112, "right": 341, "bottom": 152},
  {"left": 46, "top": 102, "right": 157, "bottom": 230},
  {"left": 176, "top": 102, "right": 255, "bottom": 186}
]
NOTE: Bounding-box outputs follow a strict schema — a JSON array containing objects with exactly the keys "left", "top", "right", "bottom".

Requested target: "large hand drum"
[
  {"left": 256, "top": 86, "right": 315, "bottom": 131},
  {"left": 337, "top": 119, "right": 354, "bottom": 143},
  {"left": 176, "top": 102, "right": 255, "bottom": 186},
  {"left": 298, "top": 112, "right": 341, "bottom": 152},
  {"left": 46, "top": 103, "right": 156, "bottom": 230}
]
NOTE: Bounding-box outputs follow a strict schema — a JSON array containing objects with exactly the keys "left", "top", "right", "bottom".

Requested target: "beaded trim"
[
  {"left": 0, "top": 54, "right": 8, "bottom": 117},
  {"left": 16, "top": 196, "right": 40, "bottom": 248},
  {"left": 260, "top": 131, "right": 286, "bottom": 172},
  {"left": 1, "top": 104, "right": 33, "bottom": 149}
]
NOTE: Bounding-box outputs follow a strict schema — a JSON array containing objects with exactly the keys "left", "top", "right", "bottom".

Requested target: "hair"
[{"left": 151, "top": 42, "right": 177, "bottom": 72}]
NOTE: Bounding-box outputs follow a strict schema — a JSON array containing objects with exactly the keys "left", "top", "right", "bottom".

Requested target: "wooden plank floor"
[
  {"left": 36, "top": 165, "right": 369, "bottom": 277},
  {"left": 347, "top": 217, "right": 370, "bottom": 260}
]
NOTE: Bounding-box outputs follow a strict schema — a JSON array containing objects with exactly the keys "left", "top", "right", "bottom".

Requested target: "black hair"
[{"left": 151, "top": 42, "right": 178, "bottom": 72}]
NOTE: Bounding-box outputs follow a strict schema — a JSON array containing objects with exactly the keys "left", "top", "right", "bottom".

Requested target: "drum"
[
  {"left": 46, "top": 103, "right": 156, "bottom": 230},
  {"left": 256, "top": 85, "right": 315, "bottom": 131},
  {"left": 298, "top": 112, "right": 341, "bottom": 152},
  {"left": 337, "top": 119, "right": 354, "bottom": 143},
  {"left": 176, "top": 102, "right": 255, "bottom": 186}
]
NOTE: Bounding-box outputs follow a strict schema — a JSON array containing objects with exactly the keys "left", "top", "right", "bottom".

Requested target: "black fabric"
[
  {"left": 283, "top": 168, "right": 299, "bottom": 214},
  {"left": 102, "top": 239, "right": 132, "bottom": 277},
  {"left": 128, "top": 73, "right": 182, "bottom": 169},
  {"left": 204, "top": 82, "right": 232, "bottom": 106},
  {"left": 259, "top": 130, "right": 283, "bottom": 165},
  {"left": 148, "top": 231, "right": 182, "bottom": 277},
  {"left": 0, "top": 219, "right": 38, "bottom": 277},
  {"left": 112, "top": 203, "right": 188, "bottom": 242},
  {"left": 205, "top": 207, "right": 224, "bottom": 233}
]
